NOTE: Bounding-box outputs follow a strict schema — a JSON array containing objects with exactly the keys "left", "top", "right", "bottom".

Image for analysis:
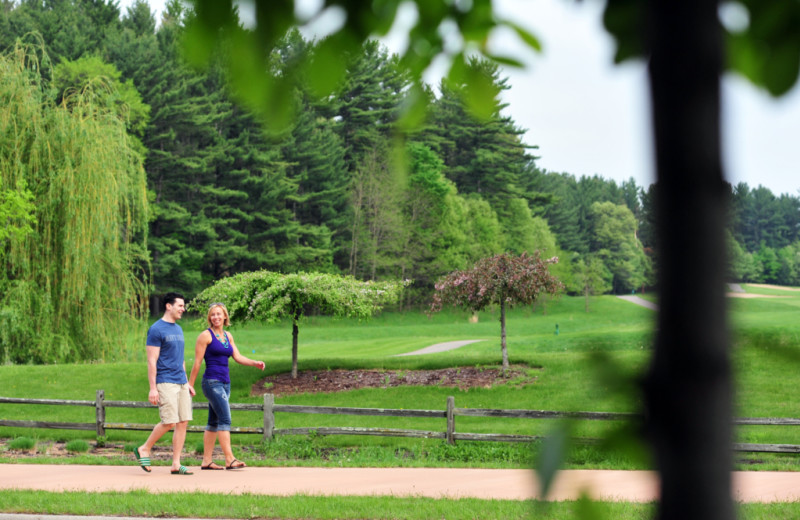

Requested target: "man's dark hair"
[{"left": 164, "top": 292, "right": 185, "bottom": 309}]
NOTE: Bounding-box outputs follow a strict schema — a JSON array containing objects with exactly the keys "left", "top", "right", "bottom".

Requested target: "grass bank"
[{"left": 2, "top": 489, "right": 799, "bottom": 519}]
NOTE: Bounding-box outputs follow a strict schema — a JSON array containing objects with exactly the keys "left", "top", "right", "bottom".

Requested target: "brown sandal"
[
  {"left": 226, "top": 459, "right": 246, "bottom": 470},
  {"left": 201, "top": 462, "right": 224, "bottom": 470}
]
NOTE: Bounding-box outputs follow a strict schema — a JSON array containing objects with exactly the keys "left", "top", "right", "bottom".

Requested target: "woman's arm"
[
  {"left": 229, "top": 333, "right": 266, "bottom": 370},
  {"left": 188, "top": 330, "right": 212, "bottom": 389}
]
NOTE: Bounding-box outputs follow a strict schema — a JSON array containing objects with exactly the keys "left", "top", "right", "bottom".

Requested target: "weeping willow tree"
[{"left": 0, "top": 42, "right": 149, "bottom": 364}]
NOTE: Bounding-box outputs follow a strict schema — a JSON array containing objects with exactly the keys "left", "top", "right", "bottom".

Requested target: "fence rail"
[{"left": 1, "top": 391, "right": 799, "bottom": 453}]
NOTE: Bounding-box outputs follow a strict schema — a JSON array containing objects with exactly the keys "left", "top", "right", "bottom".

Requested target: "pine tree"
[
  {"left": 327, "top": 40, "right": 409, "bottom": 168},
  {"left": 280, "top": 95, "right": 349, "bottom": 272},
  {"left": 422, "top": 58, "right": 535, "bottom": 217},
  {"left": 1, "top": 0, "right": 121, "bottom": 62},
  {"left": 536, "top": 172, "right": 587, "bottom": 253}
]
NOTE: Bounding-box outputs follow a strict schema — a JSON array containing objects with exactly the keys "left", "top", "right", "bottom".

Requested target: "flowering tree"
[
  {"left": 430, "top": 252, "right": 563, "bottom": 374},
  {"left": 192, "top": 270, "right": 408, "bottom": 378}
]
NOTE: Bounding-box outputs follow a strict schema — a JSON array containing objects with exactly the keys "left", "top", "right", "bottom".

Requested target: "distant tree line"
[
  {"left": 725, "top": 183, "right": 800, "bottom": 285},
  {"left": 1, "top": 0, "right": 796, "bottom": 309}
]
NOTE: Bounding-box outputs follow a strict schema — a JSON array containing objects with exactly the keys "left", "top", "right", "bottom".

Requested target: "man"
[{"left": 134, "top": 292, "right": 195, "bottom": 474}]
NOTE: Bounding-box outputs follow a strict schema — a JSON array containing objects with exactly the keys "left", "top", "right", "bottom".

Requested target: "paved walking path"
[
  {"left": 2, "top": 464, "right": 800, "bottom": 503},
  {"left": 394, "top": 339, "right": 485, "bottom": 356},
  {"left": 619, "top": 286, "right": 795, "bottom": 307},
  {"left": 616, "top": 295, "right": 658, "bottom": 310}
]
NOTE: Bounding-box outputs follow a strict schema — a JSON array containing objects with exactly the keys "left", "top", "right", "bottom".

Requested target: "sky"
[{"left": 119, "top": 0, "right": 800, "bottom": 197}]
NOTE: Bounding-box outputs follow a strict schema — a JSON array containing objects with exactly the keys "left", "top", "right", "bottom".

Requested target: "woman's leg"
[
  {"left": 217, "top": 430, "right": 235, "bottom": 464},
  {"left": 201, "top": 379, "right": 225, "bottom": 466},
  {"left": 214, "top": 383, "right": 242, "bottom": 467},
  {"left": 202, "top": 430, "right": 218, "bottom": 466}
]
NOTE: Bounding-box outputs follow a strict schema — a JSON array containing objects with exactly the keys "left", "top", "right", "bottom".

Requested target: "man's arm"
[{"left": 146, "top": 345, "right": 160, "bottom": 405}]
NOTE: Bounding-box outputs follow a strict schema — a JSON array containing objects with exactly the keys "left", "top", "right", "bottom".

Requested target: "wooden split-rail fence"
[{"left": 1, "top": 390, "right": 800, "bottom": 453}]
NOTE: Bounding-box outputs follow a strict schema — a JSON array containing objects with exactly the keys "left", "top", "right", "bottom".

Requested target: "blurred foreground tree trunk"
[{"left": 644, "top": 0, "right": 734, "bottom": 519}]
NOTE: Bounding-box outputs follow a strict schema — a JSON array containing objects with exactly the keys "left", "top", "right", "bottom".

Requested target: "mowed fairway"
[{"left": 729, "top": 285, "right": 800, "bottom": 455}]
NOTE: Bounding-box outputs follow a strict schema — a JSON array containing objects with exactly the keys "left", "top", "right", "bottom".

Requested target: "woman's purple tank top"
[{"left": 203, "top": 328, "right": 233, "bottom": 383}]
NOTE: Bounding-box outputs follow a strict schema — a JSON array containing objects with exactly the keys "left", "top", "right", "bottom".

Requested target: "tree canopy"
[
  {"left": 0, "top": 42, "right": 148, "bottom": 363},
  {"left": 3, "top": 1, "right": 794, "bottom": 305},
  {"left": 191, "top": 270, "right": 408, "bottom": 377},
  {"left": 431, "top": 251, "right": 563, "bottom": 373}
]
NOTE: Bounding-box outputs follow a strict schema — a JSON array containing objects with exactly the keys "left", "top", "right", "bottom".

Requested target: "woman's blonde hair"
[{"left": 206, "top": 303, "right": 231, "bottom": 327}]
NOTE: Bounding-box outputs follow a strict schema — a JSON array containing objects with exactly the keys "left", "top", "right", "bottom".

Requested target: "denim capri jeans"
[{"left": 201, "top": 378, "right": 232, "bottom": 432}]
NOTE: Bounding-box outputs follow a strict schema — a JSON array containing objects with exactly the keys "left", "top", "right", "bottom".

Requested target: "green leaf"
[
  {"left": 535, "top": 422, "right": 572, "bottom": 499},
  {"left": 602, "top": 0, "right": 646, "bottom": 63},
  {"left": 396, "top": 84, "right": 429, "bottom": 132},
  {"left": 502, "top": 20, "right": 542, "bottom": 52},
  {"left": 484, "top": 54, "right": 525, "bottom": 68},
  {"left": 181, "top": 20, "right": 217, "bottom": 69},
  {"left": 727, "top": 31, "right": 765, "bottom": 86},
  {"left": 307, "top": 36, "right": 350, "bottom": 97},
  {"left": 463, "top": 63, "right": 498, "bottom": 121},
  {"left": 368, "top": 0, "right": 403, "bottom": 36},
  {"left": 764, "top": 41, "right": 800, "bottom": 97}
]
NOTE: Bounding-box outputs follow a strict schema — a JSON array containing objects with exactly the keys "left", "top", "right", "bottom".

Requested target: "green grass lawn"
[
  {"left": 1, "top": 489, "right": 798, "bottom": 520},
  {"left": 3, "top": 292, "right": 800, "bottom": 517},
  {"left": 1, "top": 296, "right": 654, "bottom": 452}
]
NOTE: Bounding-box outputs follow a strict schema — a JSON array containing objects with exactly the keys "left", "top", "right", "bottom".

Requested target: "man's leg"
[
  {"left": 138, "top": 422, "right": 174, "bottom": 458},
  {"left": 171, "top": 420, "right": 189, "bottom": 471}
]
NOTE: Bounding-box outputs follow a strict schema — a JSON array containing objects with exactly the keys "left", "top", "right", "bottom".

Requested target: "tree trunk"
[
  {"left": 645, "top": 1, "right": 733, "bottom": 519},
  {"left": 584, "top": 285, "right": 589, "bottom": 313},
  {"left": 500, "top": 299, "right": 508, "bottom": 375},
  {"left": 291, "top": 318, "right": 299, "bottom": 379}
]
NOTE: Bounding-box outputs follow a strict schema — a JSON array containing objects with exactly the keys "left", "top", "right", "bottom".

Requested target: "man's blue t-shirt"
[{"left": 146, "top": 319, "right": 187, "bottom": 384}]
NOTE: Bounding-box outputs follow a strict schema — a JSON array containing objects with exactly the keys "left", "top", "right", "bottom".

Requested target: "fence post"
[
  {"left": 263, "top": 393, "right": 275, "bottom": 441},
  {"left": 95, "top": 389, "right": 105, "bottom": 437},
  {"left": 446, "top": 396, "right": 455, "bottom": 445}
]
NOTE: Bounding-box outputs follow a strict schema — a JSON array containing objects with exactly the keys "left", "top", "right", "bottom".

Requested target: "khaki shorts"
[{"left": 156, "top": 383, "right": 193, "bottom": 424}]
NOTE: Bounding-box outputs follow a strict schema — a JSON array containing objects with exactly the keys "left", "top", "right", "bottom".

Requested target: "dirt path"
[{"left": 2, "top": 464, "right": 800, "bottom": 503}]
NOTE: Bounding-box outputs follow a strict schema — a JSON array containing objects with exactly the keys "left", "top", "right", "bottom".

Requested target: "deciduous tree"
[
  {"left": 191, "top": 271, "right": 408, "bottom": 378},
  {"left": 590, "top": 201, "right": 648, "bottom": 293},
  {"left": 571, "top": 255, "right": 613, "bottom": 312},
  {"left": 430, "top": 252, "right": 563, "bottom": 374},
  {"left": 0, "top": 43, "right": 148, "bottom": 363}
]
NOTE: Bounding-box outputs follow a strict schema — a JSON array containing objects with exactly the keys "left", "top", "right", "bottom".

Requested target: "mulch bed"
[{"left": 252, "top": 365, "right": 538, "bottom": 397}]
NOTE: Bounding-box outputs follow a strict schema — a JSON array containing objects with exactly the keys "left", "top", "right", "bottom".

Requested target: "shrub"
[
  {"left": 65, "top": 440, "right": 90, "bottom": 453},
  {"left": 9, "top": 437, "right": 35, "bottom": 451}
]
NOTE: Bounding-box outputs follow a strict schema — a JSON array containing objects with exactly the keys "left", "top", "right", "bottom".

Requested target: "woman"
[{"left": 189, "top": 302, "right": 265, "bottom": 470}]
